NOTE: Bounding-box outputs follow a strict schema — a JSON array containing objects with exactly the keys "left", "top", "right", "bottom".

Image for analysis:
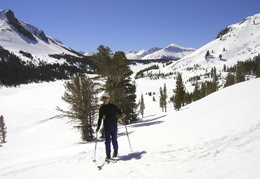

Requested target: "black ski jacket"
[{"left": 97, "top": 103, "right": 123, "bottom": 129}]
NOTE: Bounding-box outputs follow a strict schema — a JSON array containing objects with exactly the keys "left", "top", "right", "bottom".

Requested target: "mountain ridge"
[
  {"left": 164, "top": 13, "right": 260, "bottom": 74},
  {"left": 0, "top": 9, "right": 81, "bottom": 61}
]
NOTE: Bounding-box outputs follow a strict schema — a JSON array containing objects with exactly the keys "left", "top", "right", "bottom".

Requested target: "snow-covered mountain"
[
  {"left": 125, "top": 47, "right": 162, "bottom": 59},
  {"left": 0, "top": 9, "right": 81, "bottom": 64},
  {"left": 84, "top": 52, "right": 95, "bottom": 56},
  {"left": 125, "top": 44, "right": 196, "bottom": 60},
  {"left": 166, "top": 13, "right": 260, "bottom": 73}
]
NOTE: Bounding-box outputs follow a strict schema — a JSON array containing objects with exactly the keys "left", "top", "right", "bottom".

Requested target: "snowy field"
[{"left": 0, "top": 78, "right": 260, "bottom": 179}]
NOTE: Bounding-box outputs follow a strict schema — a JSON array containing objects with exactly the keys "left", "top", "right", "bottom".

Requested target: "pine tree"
[
  {"left": 256, "top": 55, "right": 260, "bottom": 77},
  {"left": 159, "top": 87, "right": 164, "bottom": 112},
  {"left": 192, "top": 81, "right": 200, "bottom": 101},
  {"left": 0, "top": 115, "right": 7, "bottom": 143},
  {"left": 224, "top": 72, "right": 235, "bottom": 87},
  {"left": 57, "top": 73, "right": 100, "bottom": 142},
  {"left": 92, "top": 45, "right": 137, "bottom": 122},
  {"left": 159, "top": 83, "right": 168, "bottom": 112},
  {"left": 236, "top": 61, "right": 245, "bottom": 83},
  {"left": 205, "top": 50, "right": 210, "bottom": 60},
  {"left": 211, "top": 74, "right": 219, "bottom": 93},
  {"left": 173, "top": 72, "right": 185, "bottom": 110},
  {"left": 163, "top": 83, "right": 167, "bottom": 112},
  {"left": 219, "top": 54, "right": 223, "bottom": 60},
  {"left": 223, "top": 64, "right": 227, "bottom": 72},
  {"left": 124, "top": 80, "right": 138, "bottom": 123},
  {"left": 184, "top": 92, "right": 192, "bottom": 104},
  {"left": 200, "top": 82, "right": 206, "bottom": 98},
  {"left": 140, "top": 94, "right": 145, "bottom": 118}
]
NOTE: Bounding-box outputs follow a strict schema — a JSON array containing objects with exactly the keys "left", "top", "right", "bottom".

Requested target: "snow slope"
[
  {"left": 125, "top": 44, "right": 195, "bottom": 60},
  {"left": 0, "top": 77, "right": 259, "bottom": 179}
]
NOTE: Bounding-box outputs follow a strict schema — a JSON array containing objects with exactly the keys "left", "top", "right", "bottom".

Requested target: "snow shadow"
[
  {"left": 143, "top": 114, "right": 156, "bottom": 119},
  {"left": 37, "top": 115, "right": 61, "bottom": 124},
  {"left": 118, "top": 130, "right": 134, "bottom": 136},
  {"left": 130, "top": 115, "right": 166, "bottom": 128},
  {"left": 119, "top": 151, "right": 147, "bottom": 161}
]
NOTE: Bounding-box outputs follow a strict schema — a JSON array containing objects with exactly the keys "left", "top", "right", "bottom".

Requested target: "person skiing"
[{"left": 96, "top": 92, "right": 126, "bottom": 160}]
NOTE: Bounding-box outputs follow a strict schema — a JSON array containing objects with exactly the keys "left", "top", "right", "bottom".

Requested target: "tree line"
[
  {"left": 172, "top": 55, "right": 260, "bottom": 110},
  {"left": 0, "top": 46, "right": 95, "bottom": 87}
]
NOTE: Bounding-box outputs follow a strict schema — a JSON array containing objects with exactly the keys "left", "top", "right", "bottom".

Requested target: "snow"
[{"left": 0, "top": 76, "right": 260, "bottom": 178}]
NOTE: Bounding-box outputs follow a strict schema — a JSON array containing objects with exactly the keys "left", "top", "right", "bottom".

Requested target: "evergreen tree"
[
  {"left": 140, "top": 93, "right": 145, "bottom": 118},
  {"left": 92, "top": 45, "right": 137, "bottom": 123},
  {"left": 205, "top": 50, "right": 210, "bottom": 60},
  {"left": 91, "top": 45, "right": 112, "bottom": 77},
  {"left": 0, "top": 115, "right": 7, "bottom": 143},
  {"left": 163, "top": 83, "right": 167, "bottom": 112},
  {"left": 57, "top": 73, "right": 100, "bottom": 141},
  {"left": 219, "top": 54, "right": 223, "bottom": 60},
  {"left": 211, "top": 67, "right": 217, "bottom": 78},
  {"left": 192, "top": 81, "right": 200, "bottom": 101},
  {"left": 255, "top": 55, "right": 260, "bottom": 77},
  {"left": 173, "top": 72, "right": 185, "bottom": 110},
  {"left": 124, "top": 80, "right": 138, "bottom": 123},
  {"left": 159, "top": 87, "right": 164, "bottom": 112},
  {"left": 211, "top": 74, "right": 219, "bottom": 93},
  {"left": 184, "top": 92, "right": 192, "bottom": 105},
  {"left": 200, "top": 82, "right": 207, "bottom": 98},
  {"left": 236, "top": 61, "right": 245, "bottom": 83},
  {"left": 159, "top": 83, "right": 167, "bottom": 112},
  {"left": 223, "top": 64, "right": 227, "bottom": 72},
  {"left": 224, "top": 73, "right": 236, "bottom": 87}
]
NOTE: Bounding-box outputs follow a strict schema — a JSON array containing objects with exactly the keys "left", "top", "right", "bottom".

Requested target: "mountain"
[
  {"left": 130, "top": 13, "right": 260, "bottom": 98},
  {"left": 0, "top": 9, "right": 95, "bottom": 87},
  {"left": 165, "top": 13, "right": 260, "bottom": 73},
  {"left": 125, "top": 47, "right": 162, "bottom": 59},
  {"left": 125, "top": 44, "right": 196, "bottom": 60},
  {"left": 0, "top": 9, "right": 81, "bottom": 62},
  {"left": 84, "top": 52, "right": 95, "bottom": 56}
]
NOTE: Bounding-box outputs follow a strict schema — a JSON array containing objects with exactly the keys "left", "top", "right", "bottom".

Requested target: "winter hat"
[{"left": 102, "top": 92, "right": 110, "bottom": 98}]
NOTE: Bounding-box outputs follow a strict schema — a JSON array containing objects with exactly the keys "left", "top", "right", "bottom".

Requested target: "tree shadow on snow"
[
  {"left": 143, "top": 114, "right": 156, "bottom": 119},
  {"left": 118, "top": 131, "right": 134, "bottom": 136},
  {"left": 130, "top": 115, "right": 166, "bottom": 128},
  {"left": 119, "top": 151, "right": 147, "bottom": 161}
]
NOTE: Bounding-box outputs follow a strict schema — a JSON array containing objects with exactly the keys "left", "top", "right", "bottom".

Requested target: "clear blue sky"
[{"left": 1, "top": 0, "right": 260, "bottom": 52}]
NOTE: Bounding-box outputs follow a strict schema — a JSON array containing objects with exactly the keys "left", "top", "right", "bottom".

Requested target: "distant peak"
[{"left": 168, "top": 43, "right": 182, "bottom": 48}]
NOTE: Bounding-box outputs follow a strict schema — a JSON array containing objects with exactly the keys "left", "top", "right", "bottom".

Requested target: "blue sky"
[{"left": 1, "top": 0, "right": 260, "bottom": 52}]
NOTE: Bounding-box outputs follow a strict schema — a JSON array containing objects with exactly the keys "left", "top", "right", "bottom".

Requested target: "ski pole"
[
  {"left": 123, "top": 118, "right": 133, "bottom": 151},
  {"left": 93, "top": 132, "right": 98, "bottom": 162}
]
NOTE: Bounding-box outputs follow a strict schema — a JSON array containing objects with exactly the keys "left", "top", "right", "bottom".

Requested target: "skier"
[{"left": 96, "top": 92, "right": 126, "bottom": 160}]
